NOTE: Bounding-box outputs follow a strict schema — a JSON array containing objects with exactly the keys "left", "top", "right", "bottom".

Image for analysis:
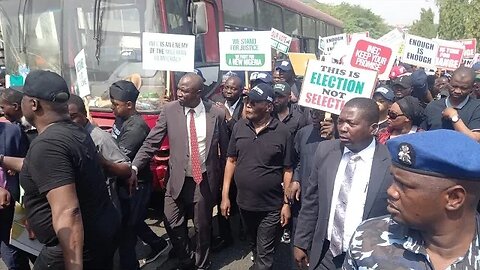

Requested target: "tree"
[
  {"left": 409, "top": 8, "right": 438, "bottom": 39},
  {"left": 437, "top": 0, "right": 467, "bottom": 40},
  {"left": 303, "top": 1, "right": 391, "bottom": 38}
]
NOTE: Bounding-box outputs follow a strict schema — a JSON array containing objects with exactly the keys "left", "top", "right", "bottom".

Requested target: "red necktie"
[{"left": 189, "top": 109, "right": 203, "bottom": 184}]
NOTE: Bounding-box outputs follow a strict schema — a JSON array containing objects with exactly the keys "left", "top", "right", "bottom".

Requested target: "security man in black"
[{"left": 221, "top": 83, "right": 293, "bottom": 270}]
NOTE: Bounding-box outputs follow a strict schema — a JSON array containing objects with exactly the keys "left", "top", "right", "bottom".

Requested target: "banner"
[
  {"left": 219, "top": 31, "right": 272, "bottom": 71},
  {"left": 347, "top": 36, "right": 397, "bottom": 80},
  {"left": 435, "top": 39, "right": 464, "bottom": 70},
  {"left": 271, "top": 28, "right": 292, "bottom": 54},
  {"left": 74, "top": 49, "right": 90, "bottom": 97},
  {"left": 142, "top": 32, "right": 195, "bottom": 72},
  {"left": 459, "top": 39, "right": 477, "bottom": 59},
  {"left": 401, "top": 34, "right": 437, "bottom": 69},
  {"left": 299, "top": 60, "right": 377, "bottom": 115}
]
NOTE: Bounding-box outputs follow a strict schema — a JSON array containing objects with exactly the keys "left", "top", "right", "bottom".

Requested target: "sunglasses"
[{"left": 387, "top": 110, "right": 405, "bottom": 120}]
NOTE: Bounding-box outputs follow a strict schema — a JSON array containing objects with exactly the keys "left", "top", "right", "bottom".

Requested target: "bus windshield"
[{"left": 0, "top": 0, "right": 169, "bottom": 112}]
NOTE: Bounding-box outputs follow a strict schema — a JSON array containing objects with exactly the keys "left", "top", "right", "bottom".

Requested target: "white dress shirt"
[
  {"left": 225, "top": 98, "right": 240, "bottom": 116},
  {"left": 327, "top": 138, "right": 376, "bottom": 251},
  {"left": 185, "top": 101, "right": 207, "bottom": 176}
]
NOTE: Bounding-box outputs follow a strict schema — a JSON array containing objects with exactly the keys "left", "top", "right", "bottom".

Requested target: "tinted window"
[
  {"left": 302, "top": 16, "right": 315, "bottom": 38},
  {"left": 223, "top": 0, "right": 255, "bottom": 28},
  {"left": 284, "top": 9, "right": 301, "bottom": 36},
  {"left": 317, "top": 20, "right": 326, "bottom": 37},
  {"left": 165, "top": 0, "right": 188, "bottom": 34},
  {"left": 256, "top": 0, "right": 283, "bottom": 30},
  {"left": 327, "top": 24, "right": 335, "bottom": 36}
]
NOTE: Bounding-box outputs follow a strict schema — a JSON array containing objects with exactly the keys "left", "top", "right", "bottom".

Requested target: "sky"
[{"left": 316, "top": 0, "right": 439, "bottom": 26}]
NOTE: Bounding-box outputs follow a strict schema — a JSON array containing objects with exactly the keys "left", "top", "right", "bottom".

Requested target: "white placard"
[
  {"left": 319, "top": 33, "right": 348, "bottom": 55},
  {"left": 378, "top": 29, "right": 405, "bottom": 57},
  {"left": 74, "top": 49, "right": 90, "bottom": 97},
  {"left": 271, "top": 28, "right": 292, "bottom": 54},
  {"left": 219, "top": 31, "right": 272, "bottom": 71},
  {"left": 401, "top": 34, "right": 437, "bottom": 69},
  {"left": 142, "top": 32, "right": 195, "bottom": 72}
]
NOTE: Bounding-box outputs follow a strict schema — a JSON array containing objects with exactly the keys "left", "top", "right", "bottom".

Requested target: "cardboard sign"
[
  {"left": 142, "top": 32, "right": 195, "bottom": 72},
  {"left": 435, "top": 39, "right": 464, "bottom": 70},
  {"left": 219, "top": 31, "right": 272, "bottom": 71},
  {"left": 347, "top": 32, "right": 369, "bottom": 44},
  {"left": 459, "top": 39, "right": 477, "bottom": 58},
  {"left": 463, "top": 58, "right": 474, "bottom": 68},
  {"left": 319, "top": 33, "right": 347, "bottom": 55},
  {"left": 288, "top": 53, "right": 317, "bottom": 77},
  {"left": 271, "top": 28, "right": 292, "bottom": 54},
  {"left": 299, "top": 60, "right": 377, "bottom": 115},
  {"left": 347, "top": 36, "right": 397, "bottom": 80},
  {"left": 378, "top": 29, "right": 405, "bottom": 57},
  {"left": 401, "top": 34, "right": 437, "bottom": 69},
  {"left": 74, "top": 49, "right": 90, "bottom": 97}
]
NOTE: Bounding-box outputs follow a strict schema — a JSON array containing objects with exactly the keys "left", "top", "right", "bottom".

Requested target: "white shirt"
[
  {"left": 327, "top": 138, "right": 376, "bottom": 251},
  {"left": 225, "top": 98, "right": 241, "bottom": 116},
  {"left": 185, "top": 102, "right": 207, "bottom": 176}
]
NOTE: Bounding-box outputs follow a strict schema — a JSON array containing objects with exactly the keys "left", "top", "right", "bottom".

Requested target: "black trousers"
[
  {"left": 316, "top": 240, "right": 346, "bottom": 270},
  {"left": 239, "top": 209, "right": 281, "bottom": 270},
  {"left": 163, "top": 175, "right": 213, "bottom": 269}
]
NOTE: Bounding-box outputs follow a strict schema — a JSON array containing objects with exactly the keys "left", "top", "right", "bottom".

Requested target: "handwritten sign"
[
  {"left": 74, "top": 49, "right": 90, "bottom": 97},
  {"left": 219, "top": 31, "right": 272, "bottom": 71},
  {"left": 271, "top": 28, "right": 292, "bottom": 54},
  {"left": 435, "top": 39, "right": 464, "bottom": 70},
  {"left": 299, "top": 60, "right": 377, "bottom": 115},
  {"left": 142, "top": 32, "right": 195, "bottom": 72},
  {"left": 401, "top": 34, "right": 437, "bottom": 69},
  {"left": 347, "top": 36, "right": 396, "bottom": 80},
  {"left": 459, "top": 39, "right": 477, "bottom": 58}
]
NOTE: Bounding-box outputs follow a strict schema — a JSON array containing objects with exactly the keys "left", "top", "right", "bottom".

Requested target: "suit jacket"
[
  {"left": 132, "top": 100, "right": 228, "bottom": 202},
  {"left": 210, "top": 95, "right": 244, "bottom": 133},
  {"left": 294, "top": 139, "right": 392, "bottom": 269},
  {"left": 0, "top": 122, "right": 28, "bottom": 202}
]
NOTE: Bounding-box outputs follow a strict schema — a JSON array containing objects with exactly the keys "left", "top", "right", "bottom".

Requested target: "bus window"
[
  {"left": 223, "top": 0, "right": 255, "bottom": 29},
  {"left": 327, "top": 24, "right": 335, "bottom": 36},
  {"left": 302, "top": 16, "right": 316, "bottom": 38},
  {"left": 165, "top": 0, "right": 188, "bottom": 34},
  {"left": 256, "top": 0, "right": 283, "bottom": 31},
  {"left": 283, "top": 9, "right": 301, "bottom": 36},
  {"left": 335, "top": 27, "right": 343, "bottom": 34},
  {"left": 303, "top": 39, "right": 316, "bottom": 54},
  {"left": 317, "top": 20, "right": 326, "bottom": 37}
]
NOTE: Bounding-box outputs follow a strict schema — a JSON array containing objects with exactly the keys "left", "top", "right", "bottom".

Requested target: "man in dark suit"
[
  {"left": 211, "top": 75, "right": 245, "bottom": 135},
  {"left": 131, "top": 73, "right": 229, "bottom": 270},
  {"left": 293, "top": 98, "right": 393, "bottom": 269}
]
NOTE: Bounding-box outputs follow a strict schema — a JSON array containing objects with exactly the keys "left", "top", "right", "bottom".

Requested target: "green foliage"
[
  {"left": 303, "top": 1, "right": 391, "bottom": 38},
  {"left": 437, "top": 0, "right": 480, "bottom": 43},
  {"left": 409, "top": 8, "right": 438, "bottom": 39}
]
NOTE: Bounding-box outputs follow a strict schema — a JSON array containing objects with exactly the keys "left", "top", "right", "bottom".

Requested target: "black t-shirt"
[
  {"left": 275, "top": 105, "right": 308, "bottom": 137},
  {"left": 421, "top": 97, "right": 480, "bottom": 131},
  {"left": 20, "top": 121, "right": 119, "bottom": 247},
  {"left": 227, "top": 118, "right": 293, "bottom": 211}
]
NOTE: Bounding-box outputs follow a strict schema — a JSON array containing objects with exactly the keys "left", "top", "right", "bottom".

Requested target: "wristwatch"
[{"left": 451, "top": 114, "right": 460, "bottom": 123}]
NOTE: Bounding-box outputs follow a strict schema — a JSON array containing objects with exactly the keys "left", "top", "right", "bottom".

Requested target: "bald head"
[
  {"left": 177, "top": 73, "right": 204, "bottom": 108},
  {"left": 452, "top": 67, "right": 475, "bottom": 86},
  {"left": 180, "top": 73, "right": 204, "bottom": 92}
]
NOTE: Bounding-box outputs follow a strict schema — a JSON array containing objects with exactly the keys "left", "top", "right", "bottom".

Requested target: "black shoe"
[
  {"left": 139, "top": 239, "right": 171, "bottom": 266},
  {"left": 211, "top": 236, "right": 233, "bottom": 252}
]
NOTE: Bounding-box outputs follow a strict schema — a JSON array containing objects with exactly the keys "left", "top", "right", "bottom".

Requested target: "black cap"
[
  {"left": 273, "top": 82, "right": 292, "bottom": 96},
  {"left": 411, "top": 70, "right": 428, "bottom": 92},
  {"left": 109, "top": 80, "right": 140, "bottom": 102},
  {"left": 248, "top": 83, "right": 274, "bottom": 103},
  {"left": 393, "top": 75, "right": 412, "bottom": 89},
  {"left": 22, "top": 70, "right": 70, "bottom": 103},
  {"left": 275, "top": 60, "right": 293, "bottom": 72}
]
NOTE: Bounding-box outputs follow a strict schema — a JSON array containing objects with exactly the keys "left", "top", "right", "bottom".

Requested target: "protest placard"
[
  {"left": 219, "top": 31, "right": 272, "bottom": 71},
  {"left": 319, "top": 33, "right": 347, "bottom": 55},
  {"left": 271, "top": 28, "right": 292, "bottom": 54},
  {"left": 459, "top": 39, "right": 477, "bottom": 59},
  {"left": 74, "top": 49, "right": 90, "bottom": 97},
  {"left": 401, "top": 34, "right": 437, "bottom": 69},
  {"left": 299, "top": 60, "right": 377, "bottom": 115},
  {"left": 288, "top": 53, "right": 317, "bottom": 77},
  {"left": 378, "top": 28, "right": 404, "bottom": 57},
  {"left": 142, "top": 32, "right": 195, "bottom": 72},
  {"left": 347, "top": 31, "right": 369, "bottom": 44},
  {"left": 435, "top": 39, "right": 464, "bottom": 70},
  {"left": 347, "top": 36, "right": 397, "bottom": 80},
  {"left": 464, "top": 58, "right": 474, "bottom": 68}
]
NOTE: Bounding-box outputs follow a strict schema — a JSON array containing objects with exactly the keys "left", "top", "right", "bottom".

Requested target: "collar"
[
  {"left": 184, "top": 101, "right": 205, "bottom": 116},
  {"left": 246, "top": 117, "right": 278, "bottom": 130},
  {"left": 445, "top": 95, "right": 470, "bottom": 109},
  {"left": 344, "top": 138, "right": 376, "bottom": 161},
  {"left": 225, "top": 98, "right": 241, "bottom": 110}
]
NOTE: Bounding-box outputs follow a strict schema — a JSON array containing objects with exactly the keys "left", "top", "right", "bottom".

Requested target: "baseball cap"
[
  {"left": 275, "top": 60, "right": 293, "bottom": 72},
  {"left": 411, "top": 69, "right": 428, "bottom": 94},
  {"left": 250, "top": 72, "right": 273, "bottom": 84},
  {"left": 392, "top": 75, "right": 412, "bottom": 89},
  {"left": 248, "top": 83, "right": 274, "bottom": 103},
  {"left": 22, "top": 70, "right": 70, "bottom": 103},
  {"left": 273, "top": 82, "right": 292, "bottom": 97},
  {"left": 374, "top": 86, "right": 395, "bottom": 102},
  {"left": 389, "top": 65, "right": 407, "bottom": 80},
  {"left": 109, "top": 80, "right": 140, "bottom": 102}
]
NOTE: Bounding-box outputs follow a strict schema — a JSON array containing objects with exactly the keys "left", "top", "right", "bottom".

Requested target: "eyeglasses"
[{"left": 387, "top": 110, "right": 405, "bottom": 120}]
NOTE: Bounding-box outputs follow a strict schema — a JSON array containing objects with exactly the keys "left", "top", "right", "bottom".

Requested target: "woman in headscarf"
[{"left": 377, "top": 96, "right": 425, "bottom": 144}]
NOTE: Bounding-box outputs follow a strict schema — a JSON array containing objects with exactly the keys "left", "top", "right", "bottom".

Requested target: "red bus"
[{"left": 0, "top": 0, "right": 343, "bottom": 187}]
